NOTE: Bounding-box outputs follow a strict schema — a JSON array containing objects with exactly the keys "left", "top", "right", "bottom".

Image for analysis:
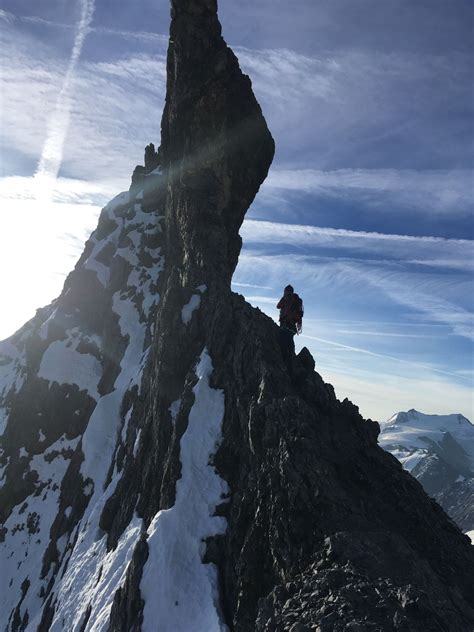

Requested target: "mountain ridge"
[{"left": 1, "top": 1, "right": 474, "bottom": 630}]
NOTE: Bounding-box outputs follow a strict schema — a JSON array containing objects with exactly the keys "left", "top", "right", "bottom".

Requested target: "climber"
[{"left": 277, "top": 285, "right": 304, "bottom": 363}]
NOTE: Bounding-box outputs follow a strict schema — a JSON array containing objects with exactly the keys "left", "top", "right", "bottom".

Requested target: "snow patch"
[
  {"left": 133, "top": 429, "right": 142, "bottom": 458},
  {"left": 47, "top": 515, "right": 143, "bottom": 632},
  {"left": 169, "top": 398, "right": 181, "bottom": 426},
  {"left": 142, "top": 292, "right": 160, "bottom": 319},
  {"left": 181, "top": 294, "right": 201, "bottom": 325},
  {"left": 395, "top": 448, "right": 427, "bottom": 472},
  {"left": 105, "top": 191, "right": 130, "bottom": 215},
  {"left": 379, "top": 409, "right": 474, "bottom": 470},
  {"left": 121, "top": 408, "right": 134, "bottom": 444},
  {"left": 0, "top": 409, "right": 8, "bottom": 436},
  {"left": 38, "top": 339, "right": 102, "bottom": 401},
  {"left": 38, "top": 307, "right": 58, "bottom": 340},
  {"left": 146, "top": 166, "right": 162, "bottom": 176},
  {"left": 141, "top": 349, "right": 228, "bottom": 631}
]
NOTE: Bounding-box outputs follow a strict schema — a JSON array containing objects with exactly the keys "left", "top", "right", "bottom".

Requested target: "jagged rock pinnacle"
[{"left": 161, "top": 0, "right": 274, "bottom": 286}]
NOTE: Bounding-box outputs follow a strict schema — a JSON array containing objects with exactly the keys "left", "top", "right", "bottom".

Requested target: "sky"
[{"left": 0, "top": 0, "right": 473, "bottom": 421}]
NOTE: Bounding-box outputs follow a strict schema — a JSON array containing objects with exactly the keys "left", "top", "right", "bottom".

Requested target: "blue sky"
[{"left": 0, "top": 0, "right": 473, "bottom": 420}]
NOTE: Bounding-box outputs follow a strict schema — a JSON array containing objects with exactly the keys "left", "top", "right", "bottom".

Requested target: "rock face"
[
  {"left": 1, "top": 1, "right": 473, "bottom": 631},
  {"left": 380, "top": 409, "right": 474, "bottom": 532}
]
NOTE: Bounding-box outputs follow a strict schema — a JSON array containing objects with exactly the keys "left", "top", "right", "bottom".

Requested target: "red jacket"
[{"left": 277, "top": 293, "right": 303, "bottom": 329}]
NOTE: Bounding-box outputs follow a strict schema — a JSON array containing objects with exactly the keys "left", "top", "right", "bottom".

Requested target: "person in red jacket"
[{"left": 277, "top": 285, "right": 304, "bottom": 362}]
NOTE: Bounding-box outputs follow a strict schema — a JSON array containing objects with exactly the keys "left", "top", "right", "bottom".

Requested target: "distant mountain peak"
[
  {"left": 387, "top": 409, "right": 472, "bottom": 428},
  {"left": 380, "top": 407, "right": 474, "bottom": 533}
]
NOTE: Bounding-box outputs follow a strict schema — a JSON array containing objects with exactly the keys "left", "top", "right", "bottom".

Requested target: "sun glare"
[{"left": 0, "top": 176, "right": 100, "bottom": 340}]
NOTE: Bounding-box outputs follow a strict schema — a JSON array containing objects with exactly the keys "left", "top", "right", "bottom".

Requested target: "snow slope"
[
  {"left": 0, "top": 184, "right": 165, "bottom": 630},
  {"left": 141, "top": 350, "right": 228, "bottom": 632}
]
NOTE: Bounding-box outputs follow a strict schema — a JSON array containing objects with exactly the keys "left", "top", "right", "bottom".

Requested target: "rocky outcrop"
[{"left": 0, "top": 1, "right": 473, "bottom": 631}]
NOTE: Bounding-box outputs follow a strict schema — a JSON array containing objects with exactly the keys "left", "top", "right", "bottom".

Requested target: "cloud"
[
  {"left": 235, "top": 45, "right": 474, "bottom": 170},
  {"left": 355, "top": 266, "right": 474, "bottom": 341},
  {"left": 261, "top": 168, "right": 473, "bottom": 215},
  {"left": 335, "top": 330, "right": 441, "bottom": 338},
  {"left": 91, "top": 56, "right": 167, "bottom": 85},
  {"left": 0, "top": 9, "right": 167, "bottom": 44},
  {"left": 0, "top": 9, "right": 14, "bottom": 23},
  {"left": 2, "top": 16, "right": 472, "bottom": 221},
  {"left": 90, "top": 26, "right": 167, "bottom": 44},
  {"left": 236, "top": 46, "right": 338, "bottom": 104},
  {"left": 34, "top": 0, "right": 95, "bottom": 198},
  {"left": 232, "top": 281, "right": 274, "bottom": 290},
  {"left": 0, "top": 175, "right": 117, "bottom": 206},
  {"left": 0, "top": 33, "right": 66, "bottom": 164},
  {"left": 243, "top": 296, "right": 279, "bottom": 305},
  {"left": 317, "top": 367, "right": 473, "bottom": 423},
  {"left": 237, "top": 249, "right": 474, "bottom": 342},
  {"left": 0, "top": 21, "right": 166, "bottom": 193},
  {"left": 240, "top": 219, "right": 474, "bottom": 271},
  {"left": 305, "top": 318, "right": 451, "bottom": 330},
  {"left": 301, "top": 333, "right": 466, "bottom": 379}
]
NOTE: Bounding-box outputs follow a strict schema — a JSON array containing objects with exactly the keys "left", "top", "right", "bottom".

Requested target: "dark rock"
[
  {"left": 296, "top": 346, "right": 315, "bottom": 372},
  {"left": 131, "top": 143, "right": 162, "bottom": 192},
  {"left": 144, "top": 143, "right": 160, "bottom": 173},
  {"left": 130, "top": 165, "right": 146, "bottom": 190},
  {"left": 435, "top": 476, "right": 474, "bottom": 531}
]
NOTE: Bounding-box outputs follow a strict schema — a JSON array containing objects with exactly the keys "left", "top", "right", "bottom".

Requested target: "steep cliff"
[{"left": 1, "top": 1, "right": 473, "bottom": 631}]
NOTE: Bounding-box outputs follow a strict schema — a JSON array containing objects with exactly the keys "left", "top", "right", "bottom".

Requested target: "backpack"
[{"left": 293, "top": 294, "right": 304, "bottom": 332}]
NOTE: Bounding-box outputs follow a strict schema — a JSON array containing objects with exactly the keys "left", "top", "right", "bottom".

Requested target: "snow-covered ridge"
[
  {"left": 0, "top": 184, "right": 165, "bottom": 630},
  {"left": 379, "top": 408, "right": 474, "bottom": 471},
  {"left": 141, "top": 350, "right": 228, "bottom": 632}
]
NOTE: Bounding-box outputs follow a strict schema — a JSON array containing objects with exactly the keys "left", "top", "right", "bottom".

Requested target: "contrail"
[{"left": 34, "top": 0, "right": 95, "bottom": 197}]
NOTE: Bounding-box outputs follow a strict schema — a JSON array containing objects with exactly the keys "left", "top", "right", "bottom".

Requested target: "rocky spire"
[
  {"left": 0, "top": 1, "right": 473, "bottom": 631},
  {"left": 161, "top": 0, "right": 274, "bottom": 284}
]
